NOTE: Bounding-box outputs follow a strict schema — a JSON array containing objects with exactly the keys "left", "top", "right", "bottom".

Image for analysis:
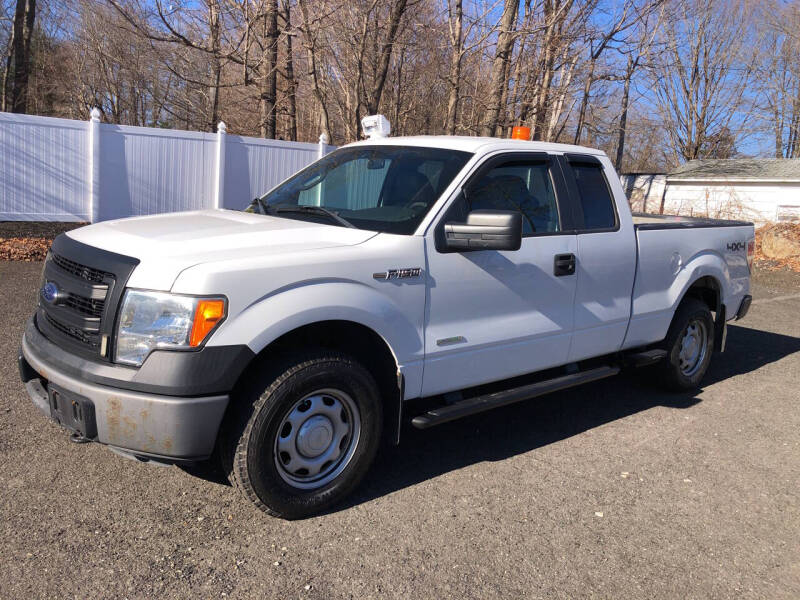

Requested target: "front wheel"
[
  {"left": 657, "top": 297, "right": 715, "bottom": 391},
  {"left": 220, "top": 350, "right": 383, "bottom": 519}
]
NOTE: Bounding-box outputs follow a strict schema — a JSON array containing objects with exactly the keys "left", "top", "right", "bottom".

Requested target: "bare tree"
[
  {"left": 653, "top": 0, "right": 754, "bottom": 162},
  {"left": 297, "top": 0, "right": 331, "bottom": 141},
  {"left": 444, "top": 0, "right": 463, "bottom": 134},
  {"left": 279, "top": 0, "right": 297, "bottom": 141},
  {"left": 614, "top": 4, "right": 664, "bottom": 170},
  {"left": 572, "top": 0, "right": 650, "bottom": 145},
  {"left": 758, "top": 0, "right": 800, "bottom": 158},
  {"left": 259, "top": 0, "right": 279, "bottom": 138},
  {"left": 7, "top": 0, "right": 35, "bottom": 112},
  {"left": 480, "top": 0, "right": 518, "bottom": 136}
]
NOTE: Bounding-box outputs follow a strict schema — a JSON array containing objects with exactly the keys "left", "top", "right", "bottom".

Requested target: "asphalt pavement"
[{"left": 1, "top": 260, "right": 798, "bottom": 599}]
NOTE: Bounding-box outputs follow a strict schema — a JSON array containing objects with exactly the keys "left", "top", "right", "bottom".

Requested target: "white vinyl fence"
[{"left": 0, "top": 110, "right": 334, "bottom": 222}]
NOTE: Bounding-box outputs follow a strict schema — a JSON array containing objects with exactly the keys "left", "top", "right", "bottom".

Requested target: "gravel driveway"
[{"left": 1, "top": 261, "right": 798, "bottom": 599}]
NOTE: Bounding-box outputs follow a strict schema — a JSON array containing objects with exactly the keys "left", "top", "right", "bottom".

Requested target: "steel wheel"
[
  {"left": 678, "top": 319, "right": 708, "bottom": 377},
  {"left": 273, "top": 388, "right": 361, "bottom": 490}
]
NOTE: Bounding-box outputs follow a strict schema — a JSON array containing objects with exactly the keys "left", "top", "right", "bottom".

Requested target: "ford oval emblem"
[{"left": 41, "top": 281, "right": 60, "bottom": 304}]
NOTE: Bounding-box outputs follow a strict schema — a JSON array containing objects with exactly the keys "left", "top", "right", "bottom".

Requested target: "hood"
[{"left": 66, "top": 209, "right": 378, "bottom": 290}]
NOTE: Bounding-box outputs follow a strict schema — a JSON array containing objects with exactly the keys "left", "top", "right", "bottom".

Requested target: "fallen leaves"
[{"left": 0, "top": 237, "right": 51, "bottom": 261}]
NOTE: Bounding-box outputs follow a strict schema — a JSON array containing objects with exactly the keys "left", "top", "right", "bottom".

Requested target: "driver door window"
[{"left": 459, "top": 160, "right": 561, "bottom": 235}]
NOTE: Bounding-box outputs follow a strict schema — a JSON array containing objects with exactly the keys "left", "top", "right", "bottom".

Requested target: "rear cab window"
[{"left": 565, "top": 155, "right": 618, "bottom": 231}]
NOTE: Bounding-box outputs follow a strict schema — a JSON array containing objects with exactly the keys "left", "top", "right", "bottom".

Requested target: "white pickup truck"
[{"left": 19, "top": 132, "right": 754, "bottom": 518}]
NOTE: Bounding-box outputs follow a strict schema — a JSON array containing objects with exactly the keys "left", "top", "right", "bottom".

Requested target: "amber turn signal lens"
[{"left": 189, "top": 299, "right": 226, "bottom": 347}]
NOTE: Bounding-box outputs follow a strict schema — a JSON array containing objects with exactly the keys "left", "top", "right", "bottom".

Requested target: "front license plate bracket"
[{"left": 48, "top": 384, "right": 98, "bottom": 440}]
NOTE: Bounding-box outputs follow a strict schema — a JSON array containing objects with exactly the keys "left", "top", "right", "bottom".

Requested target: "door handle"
[{"left": 553, "top": 253, "right": 576, "bottom": 276}]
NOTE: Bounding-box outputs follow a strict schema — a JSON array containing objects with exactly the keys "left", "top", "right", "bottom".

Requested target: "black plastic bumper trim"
[
  {"left": 736, "top": 295, "right": 752, "bottom": 320},
  {"left": 23, "top": 316, "right": 255, "bottom": 397}
]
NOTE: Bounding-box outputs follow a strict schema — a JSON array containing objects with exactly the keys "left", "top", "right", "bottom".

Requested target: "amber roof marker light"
[{"left": 511, "top": 126, "right": 531, "bottom": 140}]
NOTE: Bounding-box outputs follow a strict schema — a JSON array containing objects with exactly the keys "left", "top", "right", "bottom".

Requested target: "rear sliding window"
[{"left": 571, "top": 163, "right": 617, "bottom": 230}]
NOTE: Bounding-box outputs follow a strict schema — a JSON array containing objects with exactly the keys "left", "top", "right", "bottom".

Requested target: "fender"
[
  {"left": 667, "top": 251, "right": 730, "bottom": 313},
  {"left": 207, "top": 280, "right": 425, "bottom": 399},
  {"left": 624, "top": 250, "right": 730, "bottom": 349}
]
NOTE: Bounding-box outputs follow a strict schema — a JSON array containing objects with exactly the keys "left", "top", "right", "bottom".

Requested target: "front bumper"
[{"left": 20, "top": 323, "right": 232, "bottom": 461}]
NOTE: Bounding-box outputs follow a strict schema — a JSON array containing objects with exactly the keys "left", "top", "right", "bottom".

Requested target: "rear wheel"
[
  {"left": 657, "top": 297, "right": 715, "bottom": 391},
  {"left": 219, "top": 350, "right": 383, "bottom": 519}
]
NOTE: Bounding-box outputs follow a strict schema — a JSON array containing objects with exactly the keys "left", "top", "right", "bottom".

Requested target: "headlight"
[{"left": 115, "top": 290, "right": 226, "bottom": 366}]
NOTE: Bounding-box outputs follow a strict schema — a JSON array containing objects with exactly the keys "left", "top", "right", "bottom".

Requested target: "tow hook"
[{"left": 69, "top": 432, "right": 92, "bottom": 444}]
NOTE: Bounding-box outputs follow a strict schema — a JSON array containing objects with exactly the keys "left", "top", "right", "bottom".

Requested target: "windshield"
[{"left": 245, "top": 145, "right": 472, "bottom": 234}]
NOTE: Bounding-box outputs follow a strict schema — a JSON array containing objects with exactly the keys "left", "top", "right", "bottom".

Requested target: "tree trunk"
[
  {"left": 496, "top": 53, "right": 513, "bottom": 136},
  {"left": 444, "top": 0, "right": 463, "bottom": 135},
  {"left": 615, "top": 55, "right": 636, "bottom": 171},
  {"left": 573, "top": 57, "right": 596, "bottom": 145},
  {"left": 207, "top": 0, "right": 222, "bottom": 132},
  {"left": 531, "top": 57, "right": 554, "bottom": 141},
  {"left": 260, "top": 0, "right": 279, "bottom": 138},
  {"left": 9, "top": 0, "right": 36, "bottom": 113},
  {"left": 1, "top": 39, "right": 13, "bottom": 112},
  {"left": 364, "top": 0, "right": 408, "bottom": 115},
  {"left": 281, "top": 0, "right": 297, "bottom": 141},
  {"left": 393, "top": 48, "right": 405, "bottom": 133},
  {"left": 480, "top": 0, "right": 518, "bottom": 137},
  {"left": 298, "top": 0, "right": 331, "bottom": 142}
]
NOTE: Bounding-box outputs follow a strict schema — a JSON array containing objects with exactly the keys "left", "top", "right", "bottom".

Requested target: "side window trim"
[{"left": 559, "top": 154, "right": 620, "bottom": 233}]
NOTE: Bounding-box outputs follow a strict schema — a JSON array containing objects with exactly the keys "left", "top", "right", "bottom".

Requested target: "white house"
[{"left": 661, "top": 159, "right": 800, "bottom": 224}]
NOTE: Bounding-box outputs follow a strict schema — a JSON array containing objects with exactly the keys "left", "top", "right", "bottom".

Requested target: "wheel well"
[
  {"left": 683, "top": 276, "right": 726, "bottom": 351},
  {"left": 234, "top": 320, "right": 401, "bottom": 440},
  {"left": 684, "top": 276, "right": 721, "bottom": 314}
]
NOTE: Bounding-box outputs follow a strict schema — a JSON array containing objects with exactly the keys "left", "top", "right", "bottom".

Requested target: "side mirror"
[{"left": 444, "top": 209, "right": 522, "bottom": 251}]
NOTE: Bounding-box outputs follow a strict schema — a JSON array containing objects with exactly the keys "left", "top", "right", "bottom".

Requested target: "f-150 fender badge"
[{"left": 373, "top": 268, "right": 422, "bottom": 280}]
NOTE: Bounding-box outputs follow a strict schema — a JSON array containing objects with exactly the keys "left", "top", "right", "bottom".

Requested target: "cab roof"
[{"left": 344, "top": 135, "right": 607, "bottom": 157}]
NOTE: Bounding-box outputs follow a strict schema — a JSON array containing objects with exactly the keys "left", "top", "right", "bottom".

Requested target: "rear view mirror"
[{"left": 444, "top": 210, "right": 522, "bottom": 251}]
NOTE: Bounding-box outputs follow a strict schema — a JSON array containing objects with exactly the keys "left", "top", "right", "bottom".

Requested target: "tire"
[
  {"left": 219, "top": 350, "right": 383, "bottom": 519},
  {"left": 657, "top": 297, "right": 715, "bottom": 392}
]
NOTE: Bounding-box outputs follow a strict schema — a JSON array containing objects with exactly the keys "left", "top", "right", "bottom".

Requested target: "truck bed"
[{"left": 623, "top": 214, "right": 754, "bottom": 350}]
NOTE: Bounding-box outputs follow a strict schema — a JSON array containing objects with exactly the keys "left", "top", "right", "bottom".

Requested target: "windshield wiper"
[
  {"left": 273, "top": 205, "right": 355, "bottom": 228},
  {"left": 248, "top": 197, "right": 271, "bottom": 215}
]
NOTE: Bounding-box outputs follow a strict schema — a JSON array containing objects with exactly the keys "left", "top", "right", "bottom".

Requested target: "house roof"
[{"left": 668, "top": 159, "right": 800, "bottom": 182}]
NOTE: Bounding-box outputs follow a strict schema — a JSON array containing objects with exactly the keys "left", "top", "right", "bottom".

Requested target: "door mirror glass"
[{"left": 444, "top": 210, "right": 522, "bottom": 251}]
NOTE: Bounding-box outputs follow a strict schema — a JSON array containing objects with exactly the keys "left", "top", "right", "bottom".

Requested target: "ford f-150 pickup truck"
[{"left": 19, "top": 131, "right": 754, "bottom": 519}]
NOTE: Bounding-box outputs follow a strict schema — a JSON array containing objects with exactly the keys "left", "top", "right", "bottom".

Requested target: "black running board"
[
  {"left": 624, "top": 349, "right": 667, "bottom": 367},
  {"left": 411, "top": 365, "right": 620, "bottom": 429}
]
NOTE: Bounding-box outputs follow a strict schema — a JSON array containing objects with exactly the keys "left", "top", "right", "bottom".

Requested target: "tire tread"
[{"left": 218, "top": 350, "right": 379, "bottom": 518}]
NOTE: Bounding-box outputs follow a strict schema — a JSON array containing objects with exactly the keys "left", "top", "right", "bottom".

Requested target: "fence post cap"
[
  {"left": 90, "top": 108, "right": 101, "bottom": 123},
  {"left": 217, "top": 121, "right": 227, "bottom": 134},
  {"left": 319, "top": 132, "right": 329, "bottom": 144}
]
